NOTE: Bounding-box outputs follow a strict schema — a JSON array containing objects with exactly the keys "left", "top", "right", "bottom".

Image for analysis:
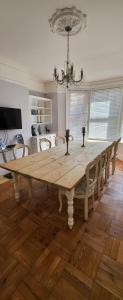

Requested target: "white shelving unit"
[
  {"left": 29, "top": 96, "right": 56, "bottom": 153},
  {"left": 30, "top": 96, "right": 52, "bottom": 128}
]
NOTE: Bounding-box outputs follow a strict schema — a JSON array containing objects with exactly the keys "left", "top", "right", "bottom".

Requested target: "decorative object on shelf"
[
  {"left": 15, "top": 134, "right": 24, "bottom": 144},
  {"left": 38, "top": 125, "right": 42, "bottom": 135},
  {"left": 31, "top": 125, "right": 37, "bottom": 136},
  {"left": 65, "top": 129, "right": 70, "bottom": 155},
  {"left": 81, "top": 126, "right": 85, "bottom": 147},
  {"left": 49, "top": 7, "right": 87, "bottom": 88},
  {"left": 45, "top": 126, "right": 50, "bottom": 134}
]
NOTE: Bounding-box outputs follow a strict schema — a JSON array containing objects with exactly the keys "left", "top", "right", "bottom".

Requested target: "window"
[
  {"left": 66, "top": 91, "right": 89, "bottom": 138},
  {"left": 88, "top": 88, "right": 122, "bottom": 141}
]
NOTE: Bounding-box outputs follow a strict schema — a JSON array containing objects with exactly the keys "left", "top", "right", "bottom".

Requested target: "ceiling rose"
[{"left": 49, "top": 6, "right": 87, "bottom": 36}]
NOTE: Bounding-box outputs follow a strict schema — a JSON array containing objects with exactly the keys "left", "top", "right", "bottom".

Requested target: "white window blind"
[
  {"left": 67, "top": 91, "right": 89, "bottom": 138},
  {"left": 121, "top": 114, "right": 123, "bottom": 142},
  {"left": 88, "top": 88, "right": 122, "bottom": 141}
]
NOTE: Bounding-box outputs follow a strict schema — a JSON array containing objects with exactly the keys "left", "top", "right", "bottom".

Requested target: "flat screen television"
[{"left": 0, "top": 107, "right": 22, "bottom": 130}]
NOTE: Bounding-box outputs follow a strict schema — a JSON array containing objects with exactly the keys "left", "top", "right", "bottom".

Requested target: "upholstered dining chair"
[
  {"left": 39, "top": 138, "right": 51, "bottom": 152},
  {"left": 111, "top": 137, "right": 121, "bottom": 175},
  {"left": 55, "top": 136, "right": 65, "bottom": 146},
  {"left": 59, "top": 156, "right": 100, "bottom": 221},
  {"left": 12, "top": 143, "right": 32, "bottom": 197}
]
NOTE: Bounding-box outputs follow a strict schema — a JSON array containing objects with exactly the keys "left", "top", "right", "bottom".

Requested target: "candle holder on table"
[
  {"left": 81, "top": 127, "right": 85, "bottom": 147},
  {"left": 65, "top": 129, "right": 70, "bottom": 155}
]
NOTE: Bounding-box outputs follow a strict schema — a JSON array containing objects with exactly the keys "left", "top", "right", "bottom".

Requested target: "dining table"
[{"left": 0, "top": 140, "right": 111, "bottom": 229}]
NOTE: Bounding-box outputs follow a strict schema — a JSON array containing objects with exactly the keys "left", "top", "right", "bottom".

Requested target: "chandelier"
[{"left": 49, "top": 7, "right": 87, "bottom": 88}]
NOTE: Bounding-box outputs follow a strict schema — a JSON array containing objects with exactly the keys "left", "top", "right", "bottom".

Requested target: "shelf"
[
  {"left": 32, "top": 122, "right": 51, "bottom": 125},
  {"left": 31, "top": 114, "right": 51, "bottom": 117},
  {"left": 31, "top": 106, "right": 51, "bottom": 109},
  {"left": 30, "top": 96, "right": 51, "bottom": 102}
]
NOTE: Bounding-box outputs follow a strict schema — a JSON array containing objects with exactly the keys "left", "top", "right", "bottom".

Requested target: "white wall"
[
  {"left": 0, "top": 80, "right": 31, "bottom": 145},
  {"left": 45, "top": 92, "right": 58, "bottom": 135},
  {"left": 0, "top": 80, "right": 32, "bottom": 174},
  {"left": 45, "top": 91, "right": 66, "bottom": 136},
  {"left": 57, "top": 92, "right": 66, "bottom": 136},
  {"left": 0, "top": 60, "right": 45, "bottom": 92}
]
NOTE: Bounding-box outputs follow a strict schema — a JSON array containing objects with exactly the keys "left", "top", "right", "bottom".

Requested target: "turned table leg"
[
  {"left": 59, "top": 188, "right": 75, "bottom": 229},
  {"left": 12, "top": 173, "right": 20, "bottom": 202}
]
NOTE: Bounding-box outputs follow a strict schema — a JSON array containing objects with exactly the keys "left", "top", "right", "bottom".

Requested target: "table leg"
[
  {"left": 58, "top": 190, "right": 63, "bottom": 213},
  {"left": 12, "top": 173, "right": 20, "bottom": 202},
  {"left": 64, "top": 188, "right": 75, "bottom": 229}
]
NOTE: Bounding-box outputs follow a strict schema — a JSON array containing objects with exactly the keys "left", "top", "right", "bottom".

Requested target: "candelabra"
[
  {"left": 65, "top": 129, "right": 70, "bottom": 155},
  {"left": 81, "top": 127, "right": 85, "bottom": 147}
]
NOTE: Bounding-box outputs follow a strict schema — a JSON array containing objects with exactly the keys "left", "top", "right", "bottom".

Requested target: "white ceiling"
[{"left": 0, "top": 0, "right": 123, "bottom": 82}]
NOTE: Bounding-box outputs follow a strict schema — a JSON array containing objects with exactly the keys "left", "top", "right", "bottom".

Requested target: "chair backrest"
[
  {"left": 99, "top": 149, "right": 107, "bottom": 174},
  {"left": 106, "top": 144, "right": 114, "bottom": 162},
  {"left": 85, "top": 156, "right": 100, "bottom": 192},
  {"left": 39, "top": 138, "right": 51, "bottom": 152},
  {"left": 55, "top": 136, "right": 65, "bottom": 146},
  {"left": 112, "top": 137, "right": 121, "bottom": 159},
  {"left": 13, "top": 143, "right": 30, "bottom": 160}
]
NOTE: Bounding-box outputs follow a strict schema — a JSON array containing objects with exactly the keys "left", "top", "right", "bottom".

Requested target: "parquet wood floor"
[{"left": 0, "top": 160, "right": 123, "bottom": 299}]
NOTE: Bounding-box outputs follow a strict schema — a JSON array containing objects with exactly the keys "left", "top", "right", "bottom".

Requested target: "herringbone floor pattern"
[{"left": 0, "top": 161, "right": 123, "bottom": 299}]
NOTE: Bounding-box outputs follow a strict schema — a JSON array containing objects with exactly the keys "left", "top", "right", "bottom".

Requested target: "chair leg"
[
  {"left": 92, "top": 193, "right": 95, "bottom": 209},
  {"left": 105, "top": 167, "right": 107, "bottom": 184},
  {"left": 84, "top": 196, "right": 88, "bottom": 221},
  {"left": 12, "top": 173, "right": 20, "bottom": 202},
  {"left": 97, "top": 178, "right": 101, "bottom": 200},
  {"left": 58, "top": 190, "right": 63, "bottom": 213},
  {"left": 107, "top": 163, "right": 110, "bottom": 179},
  {"left": 112, "top": 160, "right": 115, "bottom": 175}
]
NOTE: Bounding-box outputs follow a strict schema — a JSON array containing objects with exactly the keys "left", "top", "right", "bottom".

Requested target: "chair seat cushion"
[
  {"left": 76, "top": 176, "right": 87, "bottom": 194},
  {"left": 75, "top": 176, "right": 95, "bottom": 195}
]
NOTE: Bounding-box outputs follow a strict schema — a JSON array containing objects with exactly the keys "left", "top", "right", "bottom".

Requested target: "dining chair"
[
  {"left": 97, "top": 142, "right": 117, "bottom": 199},
  {"left": 97, "top": 150, "right": 107, "bottom": 199},
  {"left": 59, "top": 156, "right": 100, "bottom": 221},
  {"left": 39, "top": 138, "right": 51, "bottom": 152},
  {"left": 111, "top": 137, "right": 121, "bottom": 175},
  {"left": 12, "top": 143, "right": 32, "bottom": 198},
  {"left": 13, "top": 143, "right": 30, "bottom": 159},
  {"left": 55, "top": 136, "right": 65, "bottom": 146},
  {"left": 105, "top": 142, "right": 116, "bottom": 181}
]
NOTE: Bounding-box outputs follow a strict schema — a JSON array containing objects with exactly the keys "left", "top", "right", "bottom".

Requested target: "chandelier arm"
[
  {"left": 56, "top": 77, "right": 65, "bottom": 84},
  {"left": 56, "top": 80, "right": 65, "bottom": 85},
  {"left": 73, "top": 78, "right": 83, "bottom": 83},
  {"left": 73, "top": 69, "right": 83, "bottom": 83},
  {"left": 72, "top": 79, "right": 82, "bottom": 83}
]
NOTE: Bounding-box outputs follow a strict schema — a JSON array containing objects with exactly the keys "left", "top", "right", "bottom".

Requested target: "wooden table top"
[{"left": 0, "top": 141, "right": 110, "bottom": 190}]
